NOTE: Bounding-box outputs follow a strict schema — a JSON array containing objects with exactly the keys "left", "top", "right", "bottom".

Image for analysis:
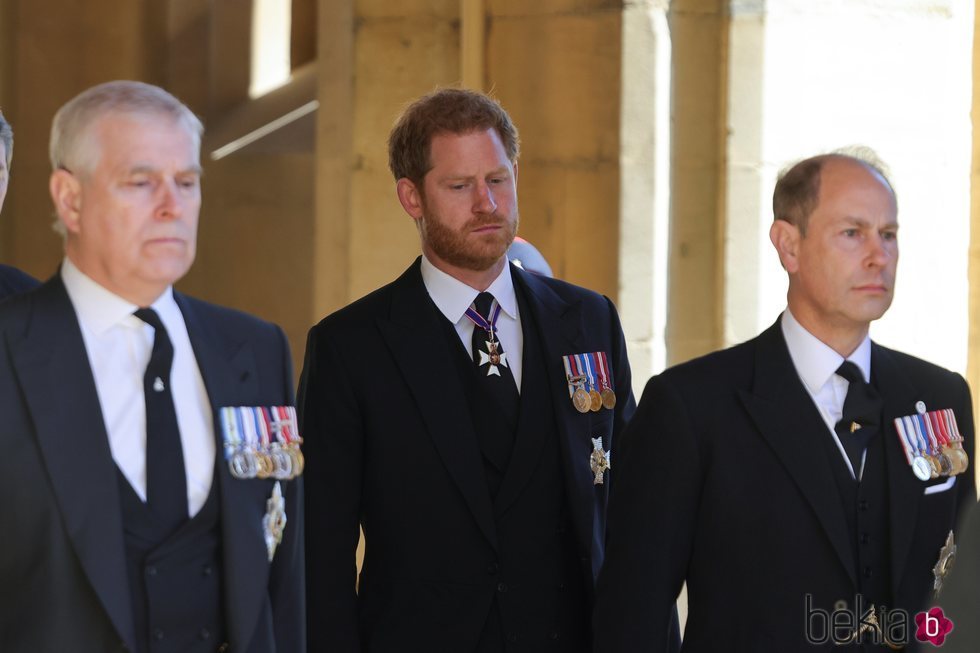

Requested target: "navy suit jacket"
[
  {"left": 0, "top": 275, "right": 305, "bottom": 653},
  {"left": 594, "top": 319, "right": 976, "bottom": 652},
  {"left": 0, "top": 263, "right": 38, "bottom": 300},
  {"left": 300, "top": 258, "right": 636, "bottom": 651}
]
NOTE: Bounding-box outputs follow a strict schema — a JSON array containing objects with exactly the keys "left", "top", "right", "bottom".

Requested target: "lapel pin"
[
  {"left": 850, "top": 421, "right": 861, "bottom": 433},
  {"left": 153, "top": 377, "right": 165, "bottom": 392},
  {"left": 916, "top": 401, "right": 927, "bottom": 415}
]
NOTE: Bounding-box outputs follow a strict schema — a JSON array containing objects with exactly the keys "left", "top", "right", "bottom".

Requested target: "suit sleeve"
[
  {"left": 299, "top": 324, "right": 363, "bottom": 652},
  {"left": 593, "top": 373, "right": 700, "bottom": 652},
  {"left": 953, "top": 374, "right": 976, "bottom": 525},
  {"left": 605, "top": 295, "right": 636, "bottom": 445},
  {"left": 268, "top": 325, "right": 306, "bottom": 653}
]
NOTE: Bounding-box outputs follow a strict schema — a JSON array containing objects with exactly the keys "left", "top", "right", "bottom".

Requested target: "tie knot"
[
  {"left": 134, "top": 307, "right": 165, "bottom": 331},
  {"left": 836, "top": 360, "right": 865, "bottom": 385},
  {"left": 474, "top": 292, "right": 496, "bottom": 318}
]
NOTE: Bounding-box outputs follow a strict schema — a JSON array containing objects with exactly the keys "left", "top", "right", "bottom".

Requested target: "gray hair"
[
  {"left": 0, "top": 110, "right": 12, "bottom": 168},
  {"left": 49, "top": 80, "right": 203, "bottom": 175}
]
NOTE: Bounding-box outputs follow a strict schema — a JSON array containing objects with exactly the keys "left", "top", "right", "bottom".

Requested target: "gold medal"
[
  {"left": 601, "top": 388, "right": 616, "bottom": 410},
  {"left": 572, "top": 387, "right": 591, "bottom": 413},
  {"left": 590, "top": 437, "right": 611, "bottom": 484},
  {"left": 589, "top": 390, "right": 602, "bottom": 412},
  {"left": 256, "top": 451, "right": 274, "bottom": 479}
]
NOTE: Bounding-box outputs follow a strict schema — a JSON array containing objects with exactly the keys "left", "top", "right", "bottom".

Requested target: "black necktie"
[
  {"left": 134, "top": 308, "right": 187, "bottom": 533},
  {"left": 834, "top": 360, "right": 882, "bottom": 477},
  {"left": 470, "top": 292, "right": 520, "bottom": 432}
]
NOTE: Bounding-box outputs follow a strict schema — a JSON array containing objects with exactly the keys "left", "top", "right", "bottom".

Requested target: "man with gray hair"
[
  {"left": 595, "top": 151, "right": 974, "bottom": 651},
  {"left": 0, "top": 81, "right": 304, "bottom": 653},
  {"left": 0, "top": 110, "right": 39, "bottom": 298}
]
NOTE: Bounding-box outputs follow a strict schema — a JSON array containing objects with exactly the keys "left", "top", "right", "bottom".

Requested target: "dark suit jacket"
[
  {"left": 0, "top": 276, "right": 305, "bottom": 653},
  {"left": 594, "top": 319, "right": 975, "bottom": 652},
  {"left": 300, "top": 258, "right": 636, "bottom": 652},
  {"left": 0, "top": 263, "right": 38, "bottom": 300}
]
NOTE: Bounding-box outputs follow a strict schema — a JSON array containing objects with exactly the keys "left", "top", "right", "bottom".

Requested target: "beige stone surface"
[
  {"left": 666, "top": 0, "right": 726, "bottom": 365},
  {"left": 357, "top": 0, "right": 458, "bottom": 19},
  {"left": 181, "top": 152, "right": 314, "bottom": 375},
  {"left": 489, "top": 0, "right": 621, "bottom": 18}
]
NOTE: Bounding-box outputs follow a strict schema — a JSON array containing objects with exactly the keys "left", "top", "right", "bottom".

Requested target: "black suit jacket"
[
  {"left": 0, "top": 276, "right": 305, "bottom": 653},
  {"left": 594, "top": 319, "right": 975, "bottom": 652},
  {"left": 0, "top": 263, "right": 38, "bottom": 300},
  {"left": 300, "top": 258, "right": 636, "bottom": 651}
]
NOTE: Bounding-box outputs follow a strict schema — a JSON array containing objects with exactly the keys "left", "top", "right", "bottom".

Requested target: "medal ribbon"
[
  {"left": 592, "top": 352, "right": 611, "bottom": 392},
  {"left": 918, "top": 414, "right": 940, "bottom": 455},
  {"left": 909, "top": 415, "right": 933, "bottom": 457},
  {"left": 578, "top": 354, "right": 597, "bottom": 393},
  {"left": 464, "top": 299, "right": 502, "bottom": 340},
  {"left": 563, "top": 354, "right": 585, "bottom": 397},
  {"left": 928, "top": 411, "right": 951, "bottom": 448},
  {"left": 903, "top": 415, "right": 927, "bottom": 460},
  {"left": 220, "top": 407, "right": 241, "bottom": 460},
  {"left": 894, "top": 417, "right": 915, "bottom": 465},
  {"left": 944, "top": 409, "right": 963, "bottom": 444}
]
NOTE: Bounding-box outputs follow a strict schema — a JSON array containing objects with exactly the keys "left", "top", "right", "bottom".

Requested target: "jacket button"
[
  {"left": 864, "top": 566, "right": 873, "bottom": 579},
  {"left": 202, "top": 565, "right": 213, "bottom": 576},
  {"left": 859, "top": 500, "right": 870, "bottom": 511},
  {"left": 497, "top": 582, "right": 508, "bottom": 593},
  {"left": 557, "top": 582, "right": 566, "bottom": 591},
  {"left": 487, "top": 562, "right": 499, "bottom": 575},
  {"left": 145, "top": 566, "right": 157, "bottom": 577},
  {"left": 199, "top": 628, "right": 211, "bottom": 640},
  {"left": 152, "top": 629, "right": 164, "bottom": 641},
  {"left": 550, "top": 631, "right": 560, "bottom": 640},
  {"left": 860, "top": 533, "right": 871, "bottom": 545}
]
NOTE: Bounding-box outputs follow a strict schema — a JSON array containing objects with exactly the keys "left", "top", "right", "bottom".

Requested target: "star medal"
[
  {"left": 478, "top": 337, "right": 509, "bottom": 377},
  {"left": 590, "top": 437, "right": 611, "bottom": 484},
  {"left": 263, "top": 481, "right": 287, "bottom": 562},
  {"left": 933, "top": 530, "right": 956, "bottom": 595}
]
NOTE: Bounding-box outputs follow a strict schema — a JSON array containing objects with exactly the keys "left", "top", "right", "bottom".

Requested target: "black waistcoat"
[
  {"left": 819, "top": 412, "right": 892, "bottom": 650},
  {"left": 116, "top": 468, "right": 226, "bottom": 653},
  {"left": 438, "top": 284, "right": 589, "bottom": 652}
]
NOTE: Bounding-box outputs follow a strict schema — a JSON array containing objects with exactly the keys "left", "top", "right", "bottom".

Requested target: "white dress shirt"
[
  {"left": 62, "top": 258, "right": 215, "bottom": 516},
  {"left": 420, "top": 254, "right": 524, "bottom": 392},
  {"left": 781, "top": 308, "right": 872, "bottom": 480}
]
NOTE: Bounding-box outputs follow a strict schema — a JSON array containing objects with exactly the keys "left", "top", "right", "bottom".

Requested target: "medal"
[
  {"left": 942, "top": 409, "right": 970, "bottom": 474},
  {"left": 465, "top": 298, "right": 509, "bottom": 378},
  {"left": 933, "top": 530, "right": 956, "bottom": 595},
  {"left": 589, "top": 390, "right": 602, "bottom": 412},
  {"left": 263, "top": 481, "right": 287, "bottom": 562},
  {"left": 590, "top": 351, "right": 617, "bottom": 410},
  {"left": 221, "top": 405, "right": 304, "bottom": 480},
  {"left": 896, "top": 415, "right": 936, "bottom": 481},
  {"left": 563, "top": 355, "right": 591, "bottom": 413},
  {"left": 590, "top": 437, "right": 611, "bottom": 484}
]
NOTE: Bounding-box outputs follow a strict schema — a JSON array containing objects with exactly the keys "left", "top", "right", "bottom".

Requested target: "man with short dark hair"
[
  {"left": 0, "top": 110, "right": 39, "bottom": 298},
  {"left": 594, "top": 152, "right": 975, "bottom": 652},
  {"left": 0, "top": 81, "right": 304, "bottom": 653},
  {"left": 301, "top": 88, "right": 637, "bottom": 652}
]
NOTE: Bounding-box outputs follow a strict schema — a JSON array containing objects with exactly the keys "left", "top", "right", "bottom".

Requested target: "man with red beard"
[{"left": 300, "top": 88, "right": 638, "bottom": 652}]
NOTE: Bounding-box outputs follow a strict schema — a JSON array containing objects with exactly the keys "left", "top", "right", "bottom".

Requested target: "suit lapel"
[
  {"left": 8, "top": 278, "right": 136, "bottom": 650},
  {"left": 871, "top": 344, "right": 922, "bottom": 593},
  {"left": 176, "top": 294, "right": 268, "bottom": 650},
  {"left": 376, "top": 261, "right": 498, "bottom": 551},
  {"left": 738, "top": 320, "right": 857, "bottom": 585},
  {"left": 501, "top": 268, "right": 596, "bottom": 554}
]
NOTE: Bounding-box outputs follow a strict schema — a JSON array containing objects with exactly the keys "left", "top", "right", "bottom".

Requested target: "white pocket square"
[{"left": 924, "top": 477, "right": 956, "bottom": 495}]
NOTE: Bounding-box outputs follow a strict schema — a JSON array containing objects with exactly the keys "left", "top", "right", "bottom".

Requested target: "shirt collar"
[
  {"left": 61, "top": 257, "right": 178, "bottom": 335},
  {"left": 420, "top": 254, "right": 518, "bottom": 324},
  {"left": 781, "top": 307, "right": 872, "bottom": 392}
]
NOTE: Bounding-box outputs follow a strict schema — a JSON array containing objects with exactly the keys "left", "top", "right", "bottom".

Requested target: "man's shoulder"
[
  {"left": 0, "top": 264, "right": 39, "bottom": 298},
  {"left": 873, "top": 342, "right": 968, "bottom": 388},
  {"left": 176, "top": 292, "right": 285, "bottom": 342},
  {"left": 518, "top": 269, "right": 610, "bottom": 308}
]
